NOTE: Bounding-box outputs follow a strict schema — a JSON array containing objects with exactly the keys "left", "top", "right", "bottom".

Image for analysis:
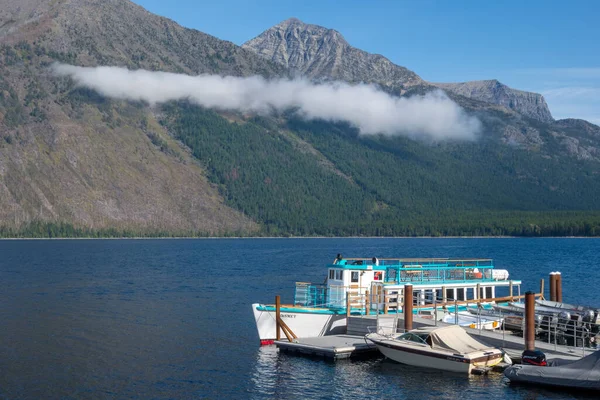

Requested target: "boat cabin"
[{"left": 294, "top": 256, "right": 520, "bottom": 313}]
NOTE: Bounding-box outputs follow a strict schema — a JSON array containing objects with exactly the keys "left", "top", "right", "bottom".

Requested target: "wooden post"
[
  {"left": 275, "top": 295, "right": 281, "bottom": 341},
  {"left": 404, "top": 284, "right": 413, "bottom": 332},
  {"left": 556, "top": 272, "right": 562, "bottom": 303},
  {"left": 384, "top": 291, "right": 389, "bottom": 314},
  {"left": 539, "top": 278, "right": 545, "bottom": 300},
  {"left": 550, "top": 272, "right": 557, "bottom": 301},
  {"left": 509, "top": 280, "right": 514, "bottom": 301},
  {"left": 365, "top": 290, "right": 370, "bottom": 316},
  {"left": 442, "top": 286, "right": 447, "bottom": 304},
  {"left": 525, "top": 291, "right": 536, "bottom": 351},
  {"left": 346, "top": 293, "right": 351, "bottom": 318},
  {"left": 476, "top": 283, "right": 481, "bottom": 301}
]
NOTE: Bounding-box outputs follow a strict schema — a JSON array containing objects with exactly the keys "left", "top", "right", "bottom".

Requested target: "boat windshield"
[{"left": 398, "top": 332, "right": 430, "bottom": 345}]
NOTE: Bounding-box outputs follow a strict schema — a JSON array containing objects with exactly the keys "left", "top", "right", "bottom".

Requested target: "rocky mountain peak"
[
  {"left": 243, "top": 18, "right": 422, "bottom": 87},
  {"left": 434, "top": 80, "right": 554, "bottom": 123}
]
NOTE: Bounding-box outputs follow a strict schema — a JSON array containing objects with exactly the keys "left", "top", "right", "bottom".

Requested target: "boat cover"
[
  {"left": 504, "top": 350, "right": 600, "bottom": 390},
  {"left": 422, "top": 325, "right": 494, "bottom": 354}
]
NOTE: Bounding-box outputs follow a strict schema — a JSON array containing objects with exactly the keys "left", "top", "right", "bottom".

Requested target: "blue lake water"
[{"left": 0, "top": 238, "right": 598, "bottom": 399}]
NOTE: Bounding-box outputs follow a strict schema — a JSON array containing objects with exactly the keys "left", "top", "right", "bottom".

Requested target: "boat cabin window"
[
  {"left": 374, "top": 271, "right": 382, "bottom": 281},
  {"left": 398, "top": 332, "right": 429, "bottom": 345},
  {"left": 466, "top": 287, "right": 474, "bottom": 300},
  {"left": 456, "top": 288, "right": 465, "bottom": 301},
  {"left": 485, "top": 287, "right": 493, "bottom": 299},
  {"left": 445, "top": 288, "right": 454, "bottom": 301},
  {"left": 329, "top": 269, "right": 344, "bottom": 280},
  {"left": 351, "top": 271, "right": 359, "bottom": 283}
]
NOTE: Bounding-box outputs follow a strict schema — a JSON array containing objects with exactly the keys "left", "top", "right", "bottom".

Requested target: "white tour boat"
[{"left": 252, "top": 255, "right": 520, "bottom": 345}]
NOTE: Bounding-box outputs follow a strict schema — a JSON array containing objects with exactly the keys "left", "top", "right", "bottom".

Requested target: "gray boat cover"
[
  {"left": 416, "top": 325, "right": 495, "bottom": 354},
  {"left": 504, "top": 350, "right": 600, "bottom": 390}
]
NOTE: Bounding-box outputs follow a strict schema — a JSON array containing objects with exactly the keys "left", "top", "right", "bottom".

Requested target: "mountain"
[
  {"left": 0, "top": 0, "right": 287, "bottom": 235},
  {"left": 1, "top": 3, "right": 600, "bottom": 237},
  {"left": 243, "top": 18, "right": 422, "bottom": 91},
  {"left": 434, "top": 80, "right": 554, "bottom": 123},
  {"left": 243, "top": 19, "right": 553, "bottom": 124}
]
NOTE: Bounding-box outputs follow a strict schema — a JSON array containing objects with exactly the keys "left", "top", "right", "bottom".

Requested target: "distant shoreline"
[{"left": 1, "top": 236, "right": 598, "bottom": 240}]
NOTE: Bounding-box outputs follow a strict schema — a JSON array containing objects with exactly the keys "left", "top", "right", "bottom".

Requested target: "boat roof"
[{"left": 409, "top": 325, "right": 495, "bottom": 354}]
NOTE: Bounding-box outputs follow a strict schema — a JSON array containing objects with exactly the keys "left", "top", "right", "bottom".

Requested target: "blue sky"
[{"left": 133, "top": 0, "right": 600, "bottom": 124}]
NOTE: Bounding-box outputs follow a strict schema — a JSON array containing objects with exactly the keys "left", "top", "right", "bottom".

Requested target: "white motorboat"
[
  {"left": 365, "top": 325, "right": 504, "bottom": 374},
  {"left": 442, "top": 311, "right": 503, "bottom": 330},
  {"left": 504, "top": 349, "right": 600, "bottom": 391}
]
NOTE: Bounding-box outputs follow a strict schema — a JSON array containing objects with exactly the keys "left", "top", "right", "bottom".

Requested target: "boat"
[
  {"left": 365, "top": 325, "right": 504, "bottom": 374},
  {"left": 442, "top": 311, "right": 503, "bottom": 330},
  {"left": 252, "top": 255, "right": 519, "bottom": 344},
  {"left": 504, "top": 349, "right": 600, "bottom": 391},
  {"left": 536, "top": 299, "right": 600, "bottom": 324}
]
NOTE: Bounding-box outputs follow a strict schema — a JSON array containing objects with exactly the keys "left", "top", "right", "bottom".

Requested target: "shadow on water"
[
  {"left": 505, "top": 381, "right": 600, "bottom": 400},
  {"left": 249, "top": 346, "right": 600, "bottom": 400}
]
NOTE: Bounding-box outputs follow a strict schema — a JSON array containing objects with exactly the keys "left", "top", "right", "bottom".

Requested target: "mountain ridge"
[
  {"left": 243, "top": 17, "right": 423, "bottom": 90},
  {"left": 243, "top": 18, "right": 555, "bottom": 124}
]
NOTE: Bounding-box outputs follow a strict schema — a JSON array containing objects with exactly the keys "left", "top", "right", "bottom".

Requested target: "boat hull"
[
  {"left": 252, "top": 304, "right": 347, "bottom": 345},
  {"left": 366, "top": 334, "right": 503, "bottom": 374},
  {"left": 442, "top": 312, "right": 503, "bottom": 330}
]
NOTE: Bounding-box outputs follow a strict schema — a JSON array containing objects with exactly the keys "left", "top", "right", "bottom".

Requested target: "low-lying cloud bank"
[{"left": 52, "top": 64, "right": 481, "bottom": 140}]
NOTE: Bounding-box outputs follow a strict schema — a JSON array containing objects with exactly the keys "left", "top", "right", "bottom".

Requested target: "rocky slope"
[
  {"left": 0, "top": 0, "right": 290, "bottom": 234},
  {"left": 243, "top": 18, "right": 423, "bottom": 90},
  {"left": 435, "top": 80, "right": 554, "bottom": 123}
]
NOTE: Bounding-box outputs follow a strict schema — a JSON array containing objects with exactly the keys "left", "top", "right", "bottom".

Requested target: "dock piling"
[
  {"left": 276, "top": 295, "right": 281, "bottom": 341},
  {"left": 525, "top": 291, "right": 535, "bottom": 351},
  {"left": 404, "top": 284, "right": 413, "bottom": 331},
  {"left": 549, "top": 272, "right": 557, "bottom": 301},
  {"left": 556, "top": 272, "right": 562, "bottom": 303}
]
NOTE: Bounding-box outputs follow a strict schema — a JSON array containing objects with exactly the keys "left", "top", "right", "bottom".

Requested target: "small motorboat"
[
  {"left": 365, "top": 325, "right": 504, "bottom": 374},
  {"left": 442, "top": 311, "right": 503, "bottom": 330},
  {"left": 504, "top": 349, "right": 600, "bottom": 391}
]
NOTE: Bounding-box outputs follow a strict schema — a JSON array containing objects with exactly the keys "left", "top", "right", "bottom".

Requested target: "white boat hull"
[
  {"left": 366, "top": 332, "right": 503, "bottom": 374},
  {"left": 252, "top": 304, "right": 347, "bottom": 345},
  {"left": 376, "top": 343, "right": 474, "bottom": 374},
  {"left": 442, "top": 312, "right": 503, "bottom": 330}
]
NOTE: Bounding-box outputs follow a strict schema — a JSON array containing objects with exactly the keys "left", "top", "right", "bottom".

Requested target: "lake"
[{"left": 0, "top": 238, "right": 598, "bottom": 399}]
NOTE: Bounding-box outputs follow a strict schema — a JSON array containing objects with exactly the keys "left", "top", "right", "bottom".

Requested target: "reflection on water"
[{"left": 249, "top": 345, "right": 599, "bottom": 400}]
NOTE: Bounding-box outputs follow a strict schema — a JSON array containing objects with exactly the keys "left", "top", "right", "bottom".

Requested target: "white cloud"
[{"left": 52, "top": 63, "right": 481, "bottom": 140}]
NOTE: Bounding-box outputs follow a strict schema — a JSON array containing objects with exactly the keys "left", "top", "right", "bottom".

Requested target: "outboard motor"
[
  {"left": 521, "top": 349, "right": 547, "bottom": 366},
  {"left": 558, "top": 311, "right": 571, "bottom": 322},
  {"left": 582, "top": 309, "right": 595, "bottom": 323}
]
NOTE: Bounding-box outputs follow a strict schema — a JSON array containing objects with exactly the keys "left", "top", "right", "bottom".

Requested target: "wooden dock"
[
  {"left": 275, "top": 334, "right": 379, "bottom": 360},
  {"left": 274, "top": 312, "right": 589, "bottom": 363},
  {"left": 344, "top": 313, "right": 588, "bottom": 361}
]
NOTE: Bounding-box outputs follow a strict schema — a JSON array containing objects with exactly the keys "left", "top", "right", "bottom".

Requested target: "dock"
[
  {"left": 275, "top": 314, "right": 590, "bottom": 363},
  {"left": 275, "top": 334, "right": 378, "bottom": 360}
]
